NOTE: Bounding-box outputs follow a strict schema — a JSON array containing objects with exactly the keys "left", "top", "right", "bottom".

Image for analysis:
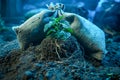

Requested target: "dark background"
[{"left": 0, "top": 0, "right": 99, "bottom": 25}]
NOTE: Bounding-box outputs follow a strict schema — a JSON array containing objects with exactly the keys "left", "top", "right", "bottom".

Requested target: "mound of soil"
[
  {"left": 0, "top": 36, "right": 83, "bottom": 80},
  {"left": 38, "top": 36, "right": 81, "bottom": 61},
  {"left": 0, "top": 36, "right": 120, "bottom": 80}
]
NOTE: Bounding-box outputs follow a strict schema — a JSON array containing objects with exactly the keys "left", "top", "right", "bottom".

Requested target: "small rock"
[
  {"left": 39, "top": 74, "right": 44, "bottom": 80},
  {"left": 23, "top": 71, "right": 34, "bottom": 80},
  {"left": 45, "top": 69, "right": 54, "bottom": 79},
  {"left": 47, "top": 62, "right": 56, "bottom": 67},
  {"left": 34, "top": 63, "right": 43, "bottom": 68}
]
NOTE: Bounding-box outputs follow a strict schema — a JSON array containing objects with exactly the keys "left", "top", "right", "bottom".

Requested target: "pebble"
[
  {"left": 47, "top": 62, "right": 56, "bottom": 67},
  {"left": 45, "top": 70, "right": 54, "bottom": 79},
  {"left": 23, "top": 71, "right": 34, "bottom": 79},
  {"left": 34, "top": 63, "right": 43, "bottom": 68}
]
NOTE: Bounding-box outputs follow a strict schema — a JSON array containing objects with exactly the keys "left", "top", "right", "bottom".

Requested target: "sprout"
[{"left": 44, "top": 16, "right": 73, "bottom": 40}]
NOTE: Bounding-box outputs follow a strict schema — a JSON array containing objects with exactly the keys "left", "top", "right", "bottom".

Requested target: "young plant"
[{"left": 44, "top": 16, "right": 73, "bottom": 40}]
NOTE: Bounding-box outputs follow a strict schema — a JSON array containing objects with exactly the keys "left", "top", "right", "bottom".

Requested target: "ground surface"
[{"left": 0, "top": 28, "right": 120, "bottom": 80}]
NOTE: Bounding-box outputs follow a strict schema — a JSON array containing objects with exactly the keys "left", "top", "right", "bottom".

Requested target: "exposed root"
[
  {"left": 55, "top": 47, "right": 61, "bottom": 60},
  {"left": 37, "top": 36, "right": 81, "bottom": 61}
]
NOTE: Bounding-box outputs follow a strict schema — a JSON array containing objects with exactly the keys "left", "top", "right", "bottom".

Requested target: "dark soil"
[{"left": 0, "top": 30, "right": 120, "bottom": 80}]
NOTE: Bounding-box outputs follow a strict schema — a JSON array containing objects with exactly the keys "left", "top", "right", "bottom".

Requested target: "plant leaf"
[
  {"left": 64, "top": 28, "right": 73, "bottom": 34},
  {"left": 44, "top": 21, "right": 53, "bottom": 32},
  {"left": 46, "top": 29, "right": 56, "bottom": 36}
]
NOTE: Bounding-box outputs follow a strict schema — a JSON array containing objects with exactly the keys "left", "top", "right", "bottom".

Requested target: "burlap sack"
[
  {"left": 13, "top": 3, "right": 107, "bottom": 60},
  {"left": 13, "top": 10, "right": 55, "bottom": 50},
  {"left": 63, "top": 12, "right": 107, "bottom": 60}
]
